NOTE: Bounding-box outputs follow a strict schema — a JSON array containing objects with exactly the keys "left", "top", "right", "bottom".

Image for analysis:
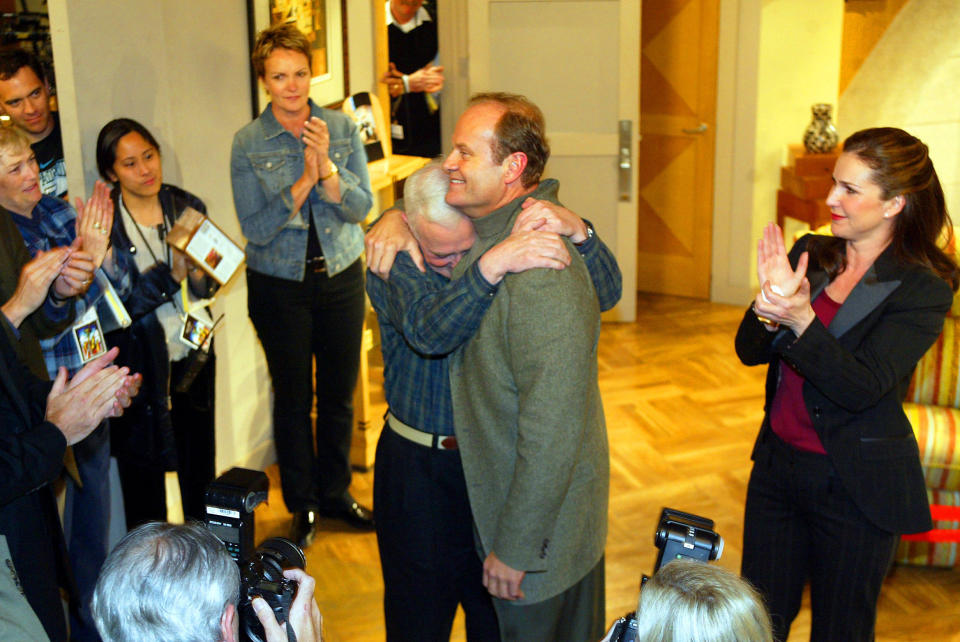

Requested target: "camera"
[
  {"left": 238, "top": 537, "right": 307, "bottom": 642},
  {"left": 653, "top": 507, "right": 724, "bottom": 570},
  {"left": 609, "top": 507, "right": 723, "bottom": 642},
  {"left": 205, "top": 468, "right": 306, "bottom": 642}
]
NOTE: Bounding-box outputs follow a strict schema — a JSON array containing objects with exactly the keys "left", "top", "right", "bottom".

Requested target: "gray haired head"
[
  {"left": 92, "top": 521, "right": 240, "bottom": 642},
  {"left": 403, "top": 161, "right": 465, "bottom": 232}
]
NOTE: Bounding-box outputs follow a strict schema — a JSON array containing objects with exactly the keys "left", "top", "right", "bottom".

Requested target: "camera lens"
[{"left": 255, "top": 537, "right": 306, "bottom": 581}]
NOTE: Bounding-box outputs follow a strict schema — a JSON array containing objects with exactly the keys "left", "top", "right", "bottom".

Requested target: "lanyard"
[{"left": 124, "top": 200, "right": 215, "bottom": 318}]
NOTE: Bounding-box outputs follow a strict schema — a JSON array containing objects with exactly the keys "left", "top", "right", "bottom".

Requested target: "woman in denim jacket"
[{"left": 231, "top": 23, "right": 374, "bottom": 545}]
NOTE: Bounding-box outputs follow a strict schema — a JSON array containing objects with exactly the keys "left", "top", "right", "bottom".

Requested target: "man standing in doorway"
[
  {"left": 382, "top": 0, "right": 443, "bottom": 157},
  {"left": 0, "top": 49, "right": 68, "bottom": 199},
  {"left": 444, "top": 93, "right": 609, "bottom": 641}
]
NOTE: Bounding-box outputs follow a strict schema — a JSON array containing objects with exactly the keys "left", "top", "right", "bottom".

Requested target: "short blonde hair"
[
  {"left": 633, "top": 560, "right": 773, "bottom": 642},
  {"left": 0, "top": 125, "right": 31, "bottom": 160},
  {"left": 251, "top": 23, "right": 312, "bottom": 78}
]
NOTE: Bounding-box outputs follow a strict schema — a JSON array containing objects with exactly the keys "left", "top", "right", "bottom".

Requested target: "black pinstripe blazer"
[{"left": 736, "top": 234, "right": 953, "bottom": 534}]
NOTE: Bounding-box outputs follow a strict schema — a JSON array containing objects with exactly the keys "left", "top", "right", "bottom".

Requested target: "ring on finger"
[
  {"left": 100, "top": 229, "right": 108, "bottom": 236},
  {"left": 93, "top": 222, "right": 101, "bottom": 229}
]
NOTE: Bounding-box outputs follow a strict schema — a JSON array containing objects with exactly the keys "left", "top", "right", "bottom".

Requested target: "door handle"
[
  {"left": 682, "top": 122, "right": 708, "bottom": 135},
  {"left": 618, "top": 120, "right": 631, "bottom": 201}
]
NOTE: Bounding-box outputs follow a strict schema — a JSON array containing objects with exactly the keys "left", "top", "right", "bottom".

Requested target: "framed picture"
[{"left": 246, "top": 0, "right": 349, "bottom": 119}]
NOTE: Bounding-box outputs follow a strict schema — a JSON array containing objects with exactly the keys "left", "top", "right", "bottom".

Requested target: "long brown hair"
[{"left": 809, "top": 127, "right": 959, "bottom": 290}]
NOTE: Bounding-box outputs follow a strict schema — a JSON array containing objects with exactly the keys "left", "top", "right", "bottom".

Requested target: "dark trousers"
[
  {"left": 374, "top": 425, "right": 500, "bottom": 642},
  {"left": 493, "top": 555, "right": 605, "bottom": 642},
  {"left": 247, "top": 261, "right": 365, "bottom": 512},
  {"left": 116, "top": 354, "right": 216, "bottom": 527},
  {"left": 742, "top": 431, "right": 898, "bottom": 642},
  {"left": 63, "top": 423, "right": 110, "bottom": 642}
]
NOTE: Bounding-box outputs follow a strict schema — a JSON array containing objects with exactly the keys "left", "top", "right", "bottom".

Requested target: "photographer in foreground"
[
  {"left": 601, "top": 560, "right": 772, "bottom": 642},
  {"left": 91, "top": 522, "right": 324, "bottom": 642}
]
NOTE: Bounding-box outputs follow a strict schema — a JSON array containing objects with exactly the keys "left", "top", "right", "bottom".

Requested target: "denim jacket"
[{"left": 230, "top": 100, "right": 373, "bottom": 280}]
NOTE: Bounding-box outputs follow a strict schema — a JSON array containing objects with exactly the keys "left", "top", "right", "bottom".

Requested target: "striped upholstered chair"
[{"left": 897, "top": 291, "right": 960, "bottom": 567}]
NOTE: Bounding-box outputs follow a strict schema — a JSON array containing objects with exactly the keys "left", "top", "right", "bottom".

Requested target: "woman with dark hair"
[
  {"left": 736, "top": 127, "right": 958, "bottom": 641},
  {"left": 230, "top": 23, "right": 373, "bottom": 546},
  {"left": 96, "top": 117, "right": 218, "bottom": 528}
]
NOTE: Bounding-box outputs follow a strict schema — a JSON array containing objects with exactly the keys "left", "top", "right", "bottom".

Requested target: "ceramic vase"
[{"left": 802, "top": 103, "right": 839, "bottom": 154}]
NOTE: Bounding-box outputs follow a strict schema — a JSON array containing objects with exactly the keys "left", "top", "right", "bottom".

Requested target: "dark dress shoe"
[
  {"left": 290, "top": 510, "right": 319, "bottom": 548},
  {"left": 317, "top": 498, "right": 375, "bottom": 530}
]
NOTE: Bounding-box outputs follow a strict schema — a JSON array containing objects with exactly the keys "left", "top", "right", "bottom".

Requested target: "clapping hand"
[
  {"left": 757, "top": 223, "right": 807, "bottom": 298},
  {"left": 75, "top": 180, "right": 114, "bottom": 271},
  {"left": 754, "top": 224, "right": 815, "bottom": 335}
]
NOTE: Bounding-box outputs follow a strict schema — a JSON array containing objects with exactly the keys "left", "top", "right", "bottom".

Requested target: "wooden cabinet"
[{"left": 777, "top": 145, "right": 837, "bottom": 231}]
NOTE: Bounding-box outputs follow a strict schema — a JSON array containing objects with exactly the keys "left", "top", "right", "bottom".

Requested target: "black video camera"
[
  {"left": 608, "top": 507, "right": 723, "bottom": 642},
  {"left": 205, "top": 468, "right": 306, "bottom": 642}
]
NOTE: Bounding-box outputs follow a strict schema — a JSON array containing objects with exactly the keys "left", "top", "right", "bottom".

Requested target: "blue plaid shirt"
[
  {"left": 367, "top": 223, "right": 622, "bottom": 435},
  {"left": 12, "top": 195, "right": 107, "bottom": 377}
]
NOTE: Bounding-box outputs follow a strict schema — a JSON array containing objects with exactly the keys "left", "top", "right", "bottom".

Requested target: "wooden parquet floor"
[{"left": 252, "top": 293, "right": 960, "bottom": 641}]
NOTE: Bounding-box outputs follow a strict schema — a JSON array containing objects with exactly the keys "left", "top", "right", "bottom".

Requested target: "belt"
[
  {"left": 306, "top": 256, "right": 326, "bottom": 273},
  {"left": 387, "top": 412, "right": 458, "bottom": 450}
]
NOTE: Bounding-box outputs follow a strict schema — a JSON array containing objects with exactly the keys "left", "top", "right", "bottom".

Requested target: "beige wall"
[
  {"left": 49, "top": 0, "right": 273, "bottom": 473},
  {"left": 752, "top": 0, "right": 843, "bottom": 263},
  {"left": 48, "top": 1, "right": 380, "bottom": 473},
  {"left": 839, "top": 0, "right": 960, "bottom": 219},
  {"left": 711, "top": 0, "right": 843, "bottom": 304}
]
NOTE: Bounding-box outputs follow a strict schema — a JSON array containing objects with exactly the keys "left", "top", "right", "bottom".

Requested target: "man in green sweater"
[{"left": 444, "top": 92, "right": 609, "bottom": 641}]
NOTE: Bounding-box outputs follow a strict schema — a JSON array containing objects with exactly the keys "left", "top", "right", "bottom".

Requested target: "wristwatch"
[
  {"left": 574, "top": 221, "right": 595, "bottom": 247},
  {"left": 319, "top": 163, "right": 339, "bottom": 181}
]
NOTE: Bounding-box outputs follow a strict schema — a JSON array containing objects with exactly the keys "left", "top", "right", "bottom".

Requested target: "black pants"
[
  {"left": 117, "top": 353, "right": 216, "bottom": 527},
  {"left": 374, "top": 425, "right": 500, "bottom": 641},
  {"left": 742, "top": 431, "right": 898, "bottom": 642},
  {"left": 247, "top": 261, "right": 365, "bottom": 512},
  {"left": 64, "top": 422, "right": 110, "bottom": 642}
]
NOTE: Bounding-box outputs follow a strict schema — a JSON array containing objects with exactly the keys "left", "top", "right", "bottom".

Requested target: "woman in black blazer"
[{"left": 736, "top": 127, "right": 959, "bottom": 642}]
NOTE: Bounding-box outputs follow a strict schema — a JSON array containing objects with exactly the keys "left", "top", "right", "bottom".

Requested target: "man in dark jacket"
[
  {"left": 0, "top": 334, "right": 138, "bottom": 641},
  {"left": 0, "top": 200, "right": 138, "bottom": 640}
]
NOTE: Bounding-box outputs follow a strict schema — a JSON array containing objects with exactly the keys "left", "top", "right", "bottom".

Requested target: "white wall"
[
  {"left": 751, "top": 0, "right": 843, "bottom": 268},
  {"left": 711, "top": 0, "right": 843, "bottom": 304},
  {"left": 839, "top": 0, "right": 960, "bottom": 219},
  {"left": 48, "top": 0, "right": 274, "bottom": 472}
]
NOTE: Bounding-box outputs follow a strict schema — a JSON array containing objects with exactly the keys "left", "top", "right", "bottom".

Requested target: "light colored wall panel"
[
  {"left": 751, "top": 0, "right": 842, "bottom": 277},
  {"left": 49, "top": 0, "right": 278, "bottom": 472},
  {"left": 840, "top": 0, "right": 960, "bottom": 220}
]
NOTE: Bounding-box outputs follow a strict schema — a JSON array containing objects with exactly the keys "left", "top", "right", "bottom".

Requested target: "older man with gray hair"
[
  {"left": 91, "top": 522, "right": 324, "bottom": 642},
  {"left": 367, "top": 160, "right": 621, "bottom": 640}
]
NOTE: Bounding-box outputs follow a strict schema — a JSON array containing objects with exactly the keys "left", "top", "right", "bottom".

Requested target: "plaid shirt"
[
  {"left": 367, "top": 223, "right": 622, "bottom": 435},
  {"left": 12, "top": 195, "right": 106, "bottom": 377}
]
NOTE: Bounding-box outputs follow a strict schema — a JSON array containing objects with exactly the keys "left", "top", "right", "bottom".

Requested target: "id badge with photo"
[
  {"left": 179, "top": 312, "right": 214, "bottom": 351},
  {"left": 72, "top": 306, "right": 107, "bottom": 363}
]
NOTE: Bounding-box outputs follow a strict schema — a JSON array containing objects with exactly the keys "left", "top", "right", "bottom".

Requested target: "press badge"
[
  {"left": 391, "top": 123, "right": 405, "bottom": 140},
  {"left": 72, "top": 306, "right": 107, "bottom": 363},
  {"left": 179, "top": 312, "right": 214, "bottom": 351},
  {"left": 177, "top": 279, "right": 214, "bottom": 351}
]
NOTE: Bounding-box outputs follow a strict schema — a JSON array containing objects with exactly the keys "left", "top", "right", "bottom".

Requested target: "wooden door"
[
  {"left": 464, "top": 0, "right": 640, "bottom": 322},
  {"left": 637, "top": 0, "right": 718, "bottom": 298}
]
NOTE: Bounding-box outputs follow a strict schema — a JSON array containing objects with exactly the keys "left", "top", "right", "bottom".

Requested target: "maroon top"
[{"left": 770, "top": 291, "right": 842, "bottom": 454}]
